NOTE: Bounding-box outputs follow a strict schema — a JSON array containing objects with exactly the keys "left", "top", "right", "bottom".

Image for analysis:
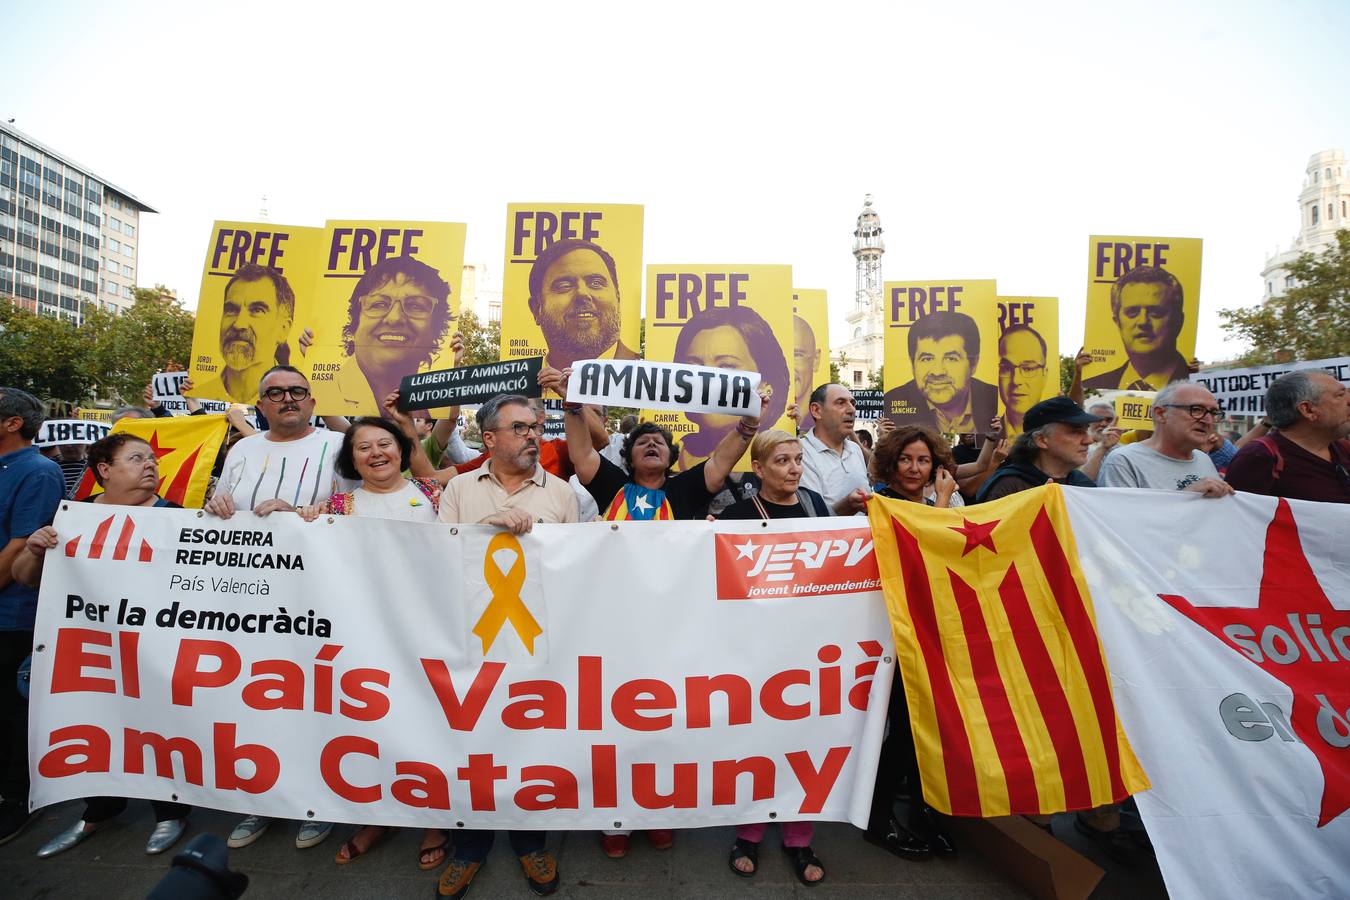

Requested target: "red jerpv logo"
[
  {"left": 64, "top": 513, "right": 153, "bottom": 563},
  {"left": 715, "top": 528, "right": 880, "bottom": 600}
]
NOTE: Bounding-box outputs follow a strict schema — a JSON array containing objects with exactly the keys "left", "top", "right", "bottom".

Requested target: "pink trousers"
[{"left": 735, "top": 821, "right": 813, "bottom": 847}]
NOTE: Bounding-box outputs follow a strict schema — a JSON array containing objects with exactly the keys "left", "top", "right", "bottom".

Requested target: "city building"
[
  {"left": 0, "top": 122, "right": 156, "bottom": 323},
  {"left": 833, "top": 194, "right": 885, "bottom": 389},
  {"left": 1260, "top": 149, "right": 1349, "bottom": 300},
  {"left": 461, "top": 261, "right": 501, "bottom": 325}
]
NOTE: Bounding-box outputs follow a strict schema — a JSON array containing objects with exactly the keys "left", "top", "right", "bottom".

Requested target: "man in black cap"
[{"left": 975, "top": 396, "right": 1104, "bottom": 501}]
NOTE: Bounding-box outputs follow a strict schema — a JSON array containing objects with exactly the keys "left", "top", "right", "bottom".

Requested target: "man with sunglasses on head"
[
  {"left": 1225, "top": 370, "right": 1350, "bottom": 503},
  {"left": 1099, "top": 381, "right": 1235, "bottom": 497},
  {"left": 333, "top": 255, "right": 456, "bottom": 414},
  {"left": 202, "top": 365, "right": 350, "bottom": 851}
]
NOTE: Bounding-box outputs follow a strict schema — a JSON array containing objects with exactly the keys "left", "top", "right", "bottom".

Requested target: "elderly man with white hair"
[{"left": 1098, "top": 381, "right": 1234, "bottom": 496}]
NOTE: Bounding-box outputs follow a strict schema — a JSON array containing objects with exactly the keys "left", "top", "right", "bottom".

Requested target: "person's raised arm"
[
  {"left": 1234, "top": 417, "right": 1271, "bottom": 449},
  {"left": 226, "top": 405, "right": 257, "bottom": 437},
  {"left": 1080, "top": 428, "right": 1121, "bottom": 482},
  {"left": 321, "top": 415, "right": 350, "bottom": 434},
  {"left": 383, "top": 392, "right": 436, "bottom": 480},
  {"left": 549, "top": 367, "right": 600, "bottom": 484},
  {"left": 955, "top": 416, "right": 1004, "bottom": 479},
  {"left": 179, "top": 377, "right": 203, "bottom": 414},
  {"left": 585, "top": 405, "right": 609, "bottom": 451},
  {"left": 704, "top": 384, "right": 768, "bottom": 493},
  {"left": 1067, "top": 347, "right": 1092, "bottom": 406}
]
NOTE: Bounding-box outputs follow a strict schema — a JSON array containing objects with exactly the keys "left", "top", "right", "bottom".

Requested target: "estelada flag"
[
  {"left": 73, "top": 414, "right": 228, "bottom": 509},
  {"left": 867, "top": 484, "right": 1149, "bottom": 817}
]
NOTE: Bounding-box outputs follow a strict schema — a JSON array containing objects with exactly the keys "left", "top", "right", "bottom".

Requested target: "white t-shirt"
[
  {"left": 351, "top": 482, "right": 438, "bottom": 522},
  {"left": 219, "top": 429, "right": 350, "bottom": 510}
]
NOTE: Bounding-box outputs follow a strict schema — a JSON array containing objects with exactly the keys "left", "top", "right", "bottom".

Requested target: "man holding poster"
[
  {"left": 1081, "top": 236, "right": 1202, "bottom": 393},
  {"left": 499, "top": 204, "right": 643, "bottom": 374}
]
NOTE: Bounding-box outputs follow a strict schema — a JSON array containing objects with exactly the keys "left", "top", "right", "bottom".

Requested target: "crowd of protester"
[{"left": 0, "top": 349, "right": 1346, "bottom": 898}]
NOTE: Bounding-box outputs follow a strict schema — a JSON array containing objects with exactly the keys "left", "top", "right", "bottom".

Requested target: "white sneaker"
[
  {"left": 227, "top": 815, "right": 271, "bottom": 848},
  {"left": 295, "top": 820, "right": 333, "bottom": 849}
]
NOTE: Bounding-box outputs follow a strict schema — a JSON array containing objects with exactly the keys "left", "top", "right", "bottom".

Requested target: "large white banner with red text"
[
  {"left": 1067, "top": 488, "right": 1350, "bottom": 899},
  {"left": 28, "top": 505, "right": 893, "bottom": 829}
]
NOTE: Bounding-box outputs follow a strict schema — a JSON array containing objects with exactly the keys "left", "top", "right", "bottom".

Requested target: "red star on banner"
[
  {"left": 949, "top": 518, "right": 1000, "bottom": 556},
  {"left": 1160, "top": 499, "right": 1350, "bottom": 827},
  {"left": 146, "top": 431, "right": 176, "bottom": 460}
]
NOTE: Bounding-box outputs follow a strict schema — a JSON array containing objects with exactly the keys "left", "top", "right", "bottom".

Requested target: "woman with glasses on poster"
[{"left": 15, "top": 433, "right": 191, "bottom": 859}]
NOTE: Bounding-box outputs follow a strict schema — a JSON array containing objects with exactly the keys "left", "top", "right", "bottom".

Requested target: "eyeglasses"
[
  {"left": 497, "top": 422, "right": 545, "bottom": 437},
  {"left": 998, "top": 362, "right": 1046, "bottom": 377},
  {"left": 260, "top": 385, "right": 311, "bottom": 402},
  {"left": 1159, "top": 403, "right": 1223, "bottom": 421},
  {"left": 118, "top": 451, "right": 155, "bottom": 466},
  {"left": 359, "top": 294, "right": 437, "bottom": 319}
]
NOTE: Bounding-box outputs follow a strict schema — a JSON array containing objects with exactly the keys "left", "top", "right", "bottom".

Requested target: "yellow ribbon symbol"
[{"left": 472, "top": 532, "right": 543, "bottom": 655}]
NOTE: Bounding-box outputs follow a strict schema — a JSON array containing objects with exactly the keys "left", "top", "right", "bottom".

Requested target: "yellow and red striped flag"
[
  {"left": 74, "top": 414, "right": 228, "bottom": 509},
  {"left": 867, "top": 484, "right": 1149, "bottom": 817}
]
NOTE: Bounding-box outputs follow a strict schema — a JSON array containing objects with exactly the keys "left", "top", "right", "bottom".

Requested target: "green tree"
[
  {"left": 1059, "top": 354, "right": 1076, "bottom": 395},
  {"left": 87, "top": 289, "right": 196, "bottom": 403},
  {"left": 869, "top": 366, "right": 884, "bottom": 390},
  {"left": 1221, "top": 229, "right": 1350, "bottom": 364},
  {"left": 0, "top": 299, "right": 99, "bottom": 406},
  {"left": 456, "top": 309, "right": 501, "bottom": 366},
  {"left": 829, "top": 351, "right": 846, "bottom": 384}
]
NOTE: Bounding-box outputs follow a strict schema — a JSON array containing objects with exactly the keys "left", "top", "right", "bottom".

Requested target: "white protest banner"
[
  {"left": 151, "top": 372, "right": 230, "bottom": 415},
  {"left": 566, "top": 359, "right": 762, "bottom": 417},
  {"left": 1064, "top": 488, "right": 1350, "bottom": 899},
  {"left": 1192, "top": 356, "right": 1350, "bottom": 416},
  {"left": 29, "top": 507, "right": 891, "bottom": 830},
  {"left": 34, "top": 419, "right": 111, "bottom": 447}
]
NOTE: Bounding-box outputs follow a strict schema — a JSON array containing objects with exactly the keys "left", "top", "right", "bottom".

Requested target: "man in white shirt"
[
  {"left": 799, "top": 384, "right": 870, "bottom": 515},
  {"left": 1099, "top": 381, "right": 1235, "bottom": 497}
]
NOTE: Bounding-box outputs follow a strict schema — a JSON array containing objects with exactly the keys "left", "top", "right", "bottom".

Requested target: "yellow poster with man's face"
[
  {"left": 997, "top": 296, "right": 1059, "bottom": 437},
  {"left": 303, "top": 221, "right": 466, "bottom": 416},
  {"left": 792, "top": 289, "right": 830, "bottom": 419},
  {"left": 882, "top": 279, "right": 1000, "bottom": 434},
  {"left": 187, "top": 222, "right": 322, "bottom": 406},
  {"left": 1081, "top": 235, "right": 1202, "bottom": 396},
  {"left": 644, "top": 265, "right": 795, "bottom": 473},
  {"left": 499, "top": 204, "right": 643, "bottom": 375}
]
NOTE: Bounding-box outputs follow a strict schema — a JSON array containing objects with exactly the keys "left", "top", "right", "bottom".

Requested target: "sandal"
[
  {"left": 728, "top": 838, "right": 759, "bottom": 877},
  {"left": 784, "top": 845, "right": 826, "bottom": 886},
  {"left": 418, "top": 833, "right": 450, "bottom": 870},
  {"left": 333, "top": 825, "right": 391, "bottom": 865}
]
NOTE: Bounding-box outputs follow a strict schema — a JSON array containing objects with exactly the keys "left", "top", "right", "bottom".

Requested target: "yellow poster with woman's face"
[
  {"left": 644, "top": 265, "right": 795, "bottom": 473},
  {"left": 1080, "top": 235, "right": 1202, "bottom": 396},
  {"left": 187, "top": 222, "right": 322, "bottom": 406},
  {"left": 882, "top": 279, "right": 1000, "bottom": 435},
  {"left": 997, "top": 296, "right": 1059, "bottom": 437},
  {"left": 499, "top": 204, "right": 643, "bottom": 378},
  {"left": 302, "top": 221, "right": 466, "bottom": 416},
  {"left": 792, "top": 289, "right": 830, "bottom": 421}
]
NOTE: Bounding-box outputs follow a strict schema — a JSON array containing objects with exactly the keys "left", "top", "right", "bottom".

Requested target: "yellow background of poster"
[
  {"left": 187, "top": 222, "right": 322, "bottom": 406},
  {"left": 792, "top": 289, "right": 831, "bottom": 415},
  {"left": 644, "top": 265, "right": 795, "bottom": 472},
  {"left": 882, "top": 279, "right": 1000, "bottom": 433},
  {"left": 1080, "top": 235, "right": 1202, "bottom": 394},
  {"left": 997, "top": 296, "right": 1059, "bottom": 437},
  {"left": 1114, "top": 391, "right": 1157, "bottom": 431},
  {"left": 303, "top": 221, "right": 466, "bottom": 416},
  {"left": 499, "top": 204, "right": 643, "bottom": 370}
]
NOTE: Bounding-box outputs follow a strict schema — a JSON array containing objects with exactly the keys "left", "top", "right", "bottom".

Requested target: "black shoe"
[
  {"left": 909, "top": 807, "right": 956, "bottom": 856},
  {"left": 0, "top": 800, "right": 38, "bottom": 847},
  {"left": 863, "top": 818, "right": 932, "bottom": 861},
  {"left": 1072, "top": 815, "right": 1150, "bottom": 867}
]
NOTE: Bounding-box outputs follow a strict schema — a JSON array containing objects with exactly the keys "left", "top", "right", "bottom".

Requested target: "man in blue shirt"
[{"left": 0, "top": 388, "right": 65, "bottom": 845}]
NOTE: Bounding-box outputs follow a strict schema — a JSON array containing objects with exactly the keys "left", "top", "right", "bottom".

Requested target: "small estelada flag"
[
  {"left": 73, "top": 414, "right": 228, "bottom": 509},
  {"left": 867, "top": 484, "right": 1150, "bottom": 817}
]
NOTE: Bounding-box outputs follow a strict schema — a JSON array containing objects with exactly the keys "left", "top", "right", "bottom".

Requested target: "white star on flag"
[
  {"left": 735, "top": 539, "right": 757, "bottom": 560},
  {"left": 632, "top": 492, "right": 653, "bottom": 514}
]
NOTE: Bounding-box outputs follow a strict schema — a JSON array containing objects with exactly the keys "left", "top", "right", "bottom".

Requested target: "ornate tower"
[{"left": 837, "top": 195, "right": 886, "bottom": 387}]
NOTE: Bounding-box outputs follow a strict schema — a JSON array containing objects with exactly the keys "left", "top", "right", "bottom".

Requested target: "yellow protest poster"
[
  {"left": 1114, "top": 391, "right": 1156, "bottom": 431},
  {"left": 74, "top": 414, "right": 228, "bottom": 509},
  {"left": 76, "top": 408, "right": 113, "bottom": 423},
  {"left": 1081, "top": 236, "right": 1202, "bottom": 394},
  {"left": 644, "top": 265, "right": 795, "bottom": 472},
  {"left": 792, "top": 288, "right": 830, "bottom": 420},
  {"left": 882, "top": 279, "right": 1000, "bottom": 434},
  {"left": 997, "top": 296, "right": 1059, "bottom": 437},
  {"left": 187, "top": 222, "right": 322, "bottom": 406},
  {"left": 499, "top": 204, "right": 643, "bottom": 374},
  {"left": 303, "top": 221, "right": 466, "bottom": 416}
]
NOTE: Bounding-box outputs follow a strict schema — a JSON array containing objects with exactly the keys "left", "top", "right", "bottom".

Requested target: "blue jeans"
[{"left": 454, "top": 829, "right": 546, "bottom": 863}]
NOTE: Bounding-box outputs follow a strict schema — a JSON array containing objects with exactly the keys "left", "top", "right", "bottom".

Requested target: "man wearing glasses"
[
  {"left": 1226, "top": 370, "right": 1350, "bottom": 503},
  {"left": 203, "top": 365, "right": 350, "bottom": 851},
  {"left": 333, "top": 255, "right": 456, "bottom": 415},
  {"left": 883, "top": 311, "right": 997, "bottom": 433},
  {"left": 194, "top": 264, "right": 297, "bottom": 405},
  {"left": 433, "top": 392, "right": 575, "bottom": 899},
  {"left": 998, "top": 325, "right": 1049, "bottom": 437},
  {"left": 1099, "top": 381, "right": 1235, "bottom": 496}
]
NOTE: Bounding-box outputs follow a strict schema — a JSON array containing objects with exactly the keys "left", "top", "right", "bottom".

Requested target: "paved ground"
[{"left": 0, "top": 802, "right": 1169, "bottom": 899}]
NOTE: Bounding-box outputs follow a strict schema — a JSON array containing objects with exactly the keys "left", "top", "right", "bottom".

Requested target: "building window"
[
  {"left": 1331, "top": 203, "right": 1336, "bottom": 220},
  {"left": 1327, "top": 168, "right": 1333, "bottom": 180},
  {"left": 108, "top": 238, "right": 120, "bottom": 253},
  {"left": 124, "top": 224, "right": 134, "bottom": 238},
  {"left": 123, "top": 243, "right": 133, "bottom": 257},
  {"left": 1266, "top": 281, "right": 1273, "bottom": 295},
  {"left": 1343, "top": 200, "right": 1347, "bottom": 218},
  {"left": 1312, "top": 205, "right": 1320, "bottom": 226},
  {"left": 108, "top": 215, "right": 121, "bottom": 233},
  {"left": 107, "top": 260, "right": 119, "bottom": 275},
  {"left": 852, "top": 370, "right": 863, "bottom": 386}
]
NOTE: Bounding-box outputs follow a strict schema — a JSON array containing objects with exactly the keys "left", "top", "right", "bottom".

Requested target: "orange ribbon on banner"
[{"left": 472, "top": 532, "right": 543, "bottom": 654}]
